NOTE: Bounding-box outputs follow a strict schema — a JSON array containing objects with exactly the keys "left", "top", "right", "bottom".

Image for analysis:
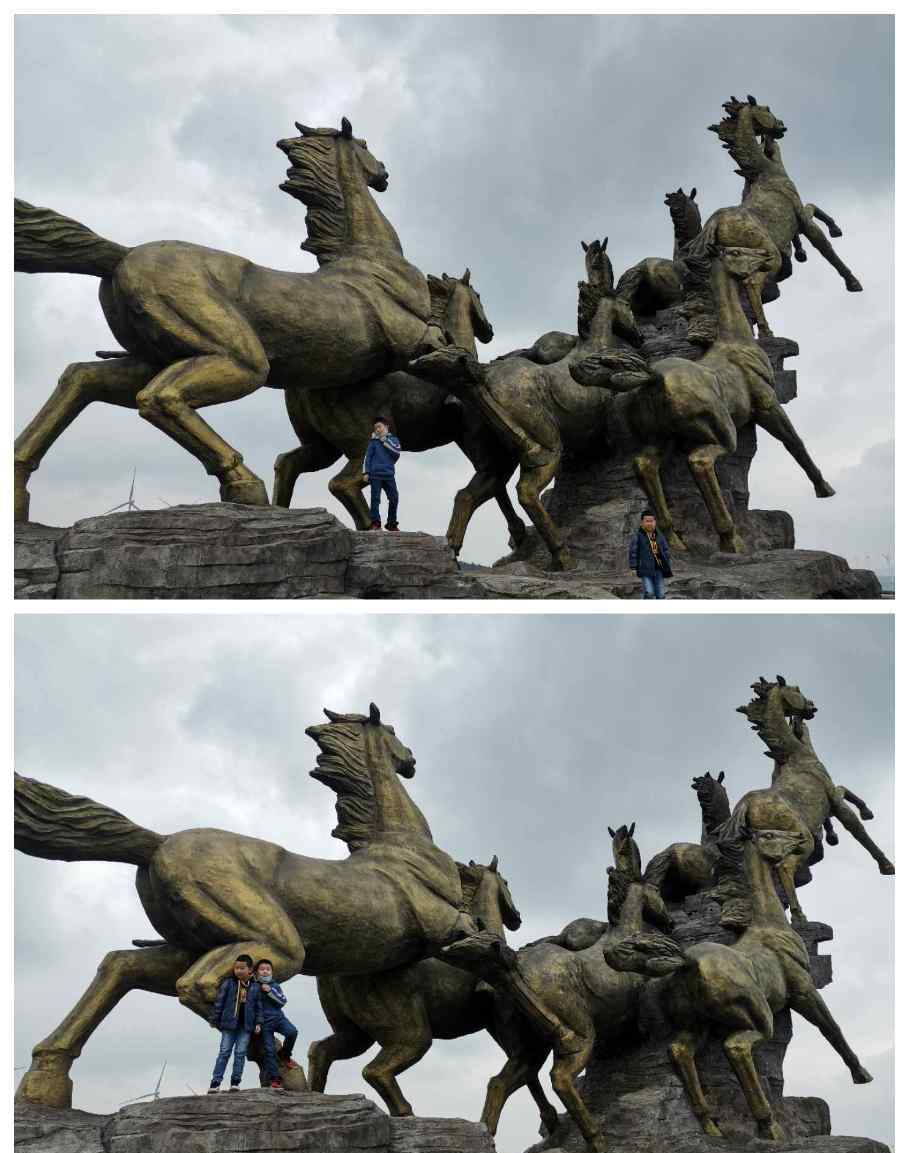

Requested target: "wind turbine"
[
  {"left": 106, "top": 468, "right": 141, "bottom": 514},
  {"left": 119, "top": 1060, "right": 167, "bottom": 1106}
]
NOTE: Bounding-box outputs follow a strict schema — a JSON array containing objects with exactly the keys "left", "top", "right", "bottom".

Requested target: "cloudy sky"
[
  {"left": 13, "top": 15, "right": 893, "bottom": 571},
  {"left": 14, "top": 614, "right": 894, "bottom": 1149}
]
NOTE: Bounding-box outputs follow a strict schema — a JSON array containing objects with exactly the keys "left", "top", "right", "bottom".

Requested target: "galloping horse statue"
[
  {"left": 715, "top": 675, "right": 894, "bottom": 923},
  {"left": 570, "top": 241, "right": 835, "bottom": 554},
  {"left": 13, "top": 704, "right": 477, "bottom": 1109},
  {"left": 309, "top": 856, "right": 558, "bottom": 1134},
  {"left": 411, "top": 239, "right": 643, "bottom": 570},
  {"left": 272, "top": 269, "right": 527, "bottom": 552},
  {"left": 14, "top": 118, "right": 444, "bottom": 522}
]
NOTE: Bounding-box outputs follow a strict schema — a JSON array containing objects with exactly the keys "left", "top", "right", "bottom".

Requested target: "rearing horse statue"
[
  {"left": 13, "top": 704, "right": 476, "bottom": 1109},
  {"left": 14, "top": 118, "right": 443, "bottom": 522}
]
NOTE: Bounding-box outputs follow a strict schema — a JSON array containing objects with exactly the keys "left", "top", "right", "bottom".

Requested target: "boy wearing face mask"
[{"left": 254, "top": 958, "right": 300, "bottom": 1089}]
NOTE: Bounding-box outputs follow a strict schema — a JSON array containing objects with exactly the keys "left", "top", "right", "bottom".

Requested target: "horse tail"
[
  {"left": 14, "top": 773, "right": 165, "bottom": 866},
  {"left": 603, "top": 930, "right": 689, "bottom": 977},
  {"left": 15, "top": 199, "right": 130, "bottom": 277}
]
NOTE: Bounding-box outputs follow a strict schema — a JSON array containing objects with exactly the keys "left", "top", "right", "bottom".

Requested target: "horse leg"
[
  {"left": 16, "top": 944, "right": 193, "bottom": 1108},
  {"left": 361, "top": 1025, "right": 433, "bottom": 1117},
  {"left": 550, "top": 1038, "right": 605, "bottom": 1153},
  {"left": 775, "top": 837, "right": 815, "bottom": 925},
  {"left": 668, "top": 1027, "right": 722, "bottom": 1136},
  {"left": 841, "top": 787, "right": 874, "bottom": 821},
  {"left": 809, "top": 205, "right": 843, "bottom": 238},
  {"left": 789, "top": 985, "right": 872, "bottom": 1083},
  {"left": 823, "top": 817, "right": 840, "bottom": 846},
  {"left": 751, "top": 398, "right": 835, "bottom": 498},
  {"left": 686, "top": 444, "right": 745, "bottom": 553},
  {"left": 801, "top": 207, "right": 862, "bottom": 290},
  {"left": 742, "top": 272, "right": 775, "bottom": 338},
  {"left": 633, "top": 446, "right": 686, "bottom": 550},
  {"left": 135, "top": 349, "right": 270, "bottom": 506},
  {"left": 481, "top": 1048, "right": 553, "bottom": 1137},
  {"left": 14, "top": 356, "right": 158, "bottom": 522},
  {"left": 308, "top": 1024, "right": 373, "bottom": 1093},
  {"left": 723, "top": 1029, "right": 784, "bottom": 1139},
  {"left": 829, "top": 795, "right": 895, "bottom": 874},
  {"left": 446, "top": 469, "right": 504, "bottom": 557},
  {"left": 792, "top": 233, "right": 808, "bottom": 262},
  {"left": 328, "top": 456, "right": 373, "bottom": 530},
  {"left": 272, "top": 438, "right": 341, "bottom": 509},
  {"left": 495, "top": 482, "right": 528, "bottom": 549},
  {"left": 516, "top": 453, "right": 575, "bottom": 571}
]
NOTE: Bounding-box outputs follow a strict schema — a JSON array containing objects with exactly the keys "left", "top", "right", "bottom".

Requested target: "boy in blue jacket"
[
  {"left": 363, "top": 416, "right": 402, "bottom": 531},
  {"left": 254, "top": 958, "right": 300, "bottom": 1090},
  {"left": 628, "top": 510, "right": 673, "bottom": 599},
  {"left": 207, "top": 954, "right": 263, "bottom": 1092}
]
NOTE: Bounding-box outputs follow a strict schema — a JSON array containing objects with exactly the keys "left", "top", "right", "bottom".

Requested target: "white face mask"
[{"left": 257, "top": 970, "right": 272, "bottom": 982}]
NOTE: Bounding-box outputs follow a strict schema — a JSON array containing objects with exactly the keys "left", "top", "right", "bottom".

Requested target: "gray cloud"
[
  {"left": 14, "top": 615, "right": 894, "bottom": 1149},
  {"left": 13, "top": 15, "right": 893, "bottom": 569}
]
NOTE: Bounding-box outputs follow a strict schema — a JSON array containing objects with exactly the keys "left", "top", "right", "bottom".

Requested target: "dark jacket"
[
  {"left": 257, "top": 979, "right": 291, "bottom": 1026},
  {"left": 629, "top": 527, "right": 673, "bottom": 578},
  {"left": 364, "top": 434, "right": 401, "bottom": 477},
  {"left": 209, "top": 976, "right": 263, "bottom": 1032}
]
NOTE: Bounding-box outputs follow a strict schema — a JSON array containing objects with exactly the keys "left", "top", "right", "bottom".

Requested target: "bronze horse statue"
[
  {"left": 614, "top": 187, "right": 703, "bottom": 317},
  {"left": 13, "top": 704, "right": 477, "bottom": 1109},
  {"left": 14, "top": 118, "right": 445, "bottom": 522},
  {"left": 309, "top": 856, "right": 558, "bottom": 1135},
  {"left": 605, "top": 825, "right": 873, "bottom": 1139},
  {"left": 272, "top": 269, "right": 527, "bottom": 552}
]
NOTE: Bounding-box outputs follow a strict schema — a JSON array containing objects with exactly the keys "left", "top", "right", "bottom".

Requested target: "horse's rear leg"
[
  {"left": 136, "top": 352, "right": 269, "bottom": 506},
  {"left": 668, "top": 1027, "right": 722, "bottom": 1136},
  {"left": 633, "top": 445, "right": 686, "bottom": 551},
  {"left": 829, "top": 795, "right": 895, "bottom": 874},
  {"left": 16, "top": 944, "right": 193, "bottom": 1108},
  {"left": 482, "top": 1046, "right": 553, "bottom": 1138},
  {"left": 14, "top": 357, "right": 157, "bottom": 522},
  {"left": 272, "top": 438, "right": 341, "bottom": 509},
  {"left": 362, "top": 1025, "right": 433, "bottom": 1117},
  {"left": 752, "top": 400, "right": 835, "bottom": 498},
  {"left": 447, "top": 469, "right": 505, "bottom": 557},
  {"left": 328, "top": 457, "right": 372, "bottom": 530},
  {"left": 550, "top": 1037, "right": 604, "bottom": 1152},
  {"left": 723, "top": 1028, "right": 784, "bottom": 1139},
  {"left": 516, "top": 453, "right": 574, "bottom": 571},
  {"left": 308, "top": 1023, "right": 373, "bottom": 1093},
  {"left": 687, "top": 443, "right": 745, "bottom": 554},
  {"left": 802, "top": 207, "right": 862, "bottom": 290}
]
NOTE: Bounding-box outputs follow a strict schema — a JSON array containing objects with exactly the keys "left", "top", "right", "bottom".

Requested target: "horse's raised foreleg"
[
  {"left": 14, "top": 357, "right": 157, "bottom": 522},
  {"left": 800, "top": 207, "right": 862, "bottom": 291},
  {"left": 516, "top": 453, "right": 574, "bottom": 571},
  {"left": 751, "top": 395, "right": 836, "bottom": 498},
  {"left": 841, "top": 787, "right": 874, "bottom": 821},
  {"left": 789, "top": 985, "right": 873, "bottom": 1084},
  {"left": 686, "top": 443, "right": 745, "bottom": 553},
  {"left": 809, "top": 205, "right": 843, "bottom": 238},
  {"left": 668, "top": 1027, "right": 723, "bottom": 1136},
  {"left": 829, "top": 795, "right": 895, "bottom": 874},
  {"left": 136, "top": 351, "right": 269, "bottom": 506},
  {"left": 633, "top": 445, "right": 686, "bottom": 551},
  {"left": 328, "top": 456, "right": 373, "bottom": 530},
  {"left": 16, "top": 944, "right": 193, "bottom": 1108},
  {"left": 723, "top": 1028, "right": 784, "bottom": 1139}
]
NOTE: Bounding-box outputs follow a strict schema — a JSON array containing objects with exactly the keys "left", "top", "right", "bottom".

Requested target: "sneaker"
[
  {"left": 369, "top": 521, "right": 382, "bottom": 530},
  {"left": 207, "top": 1084, "right": 220, "bottom": 1094},
  {"left": 385, "top": 523, "right": 400, "bottom": 532},
  {"left": 282, "top": 1058, "right": 301, "bottom": 1071},
  {"left": 270, "top": 1079, "right": 284, "bottom": 1090},
  {"left": 228, "top": 1084, "right": 240, "bottom": 1092}
]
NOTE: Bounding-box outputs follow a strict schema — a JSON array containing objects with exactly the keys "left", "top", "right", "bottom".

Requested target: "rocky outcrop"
[{"left": 15, "top": 1093, "right": 497, "bottom": 1153}]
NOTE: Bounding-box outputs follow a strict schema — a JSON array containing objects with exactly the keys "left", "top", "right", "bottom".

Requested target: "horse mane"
[
  {"left": 456, "top": 860, "right": 485, "bottom": 911},
  {"left": 309, "top": 716, "right": 376, "bottom": 846},
  {"left": 711, "top": 832, "right": 754, "bottom": 929},
  {"left": 427, "top": 275, "right": 451, "bottom": 329},
  {"left": 707, "top": 97, "right": 769, "bottom": 180},
  {"left": 607, "top": 867, "right": 632, "bottom": 926},
  {"left": 279, "top": 133, "right": 346, "bottom": 264},
  {"left": 577, "top": 281, "right": 613, "bottom": 339}
]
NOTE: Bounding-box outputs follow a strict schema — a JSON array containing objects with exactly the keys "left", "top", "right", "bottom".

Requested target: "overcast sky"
[
  {"left": 14, "top": 614, "right": 894, "bottom": 1149},
  {"left": 13, "top": 15, "right": 893, "bottom": 571}
]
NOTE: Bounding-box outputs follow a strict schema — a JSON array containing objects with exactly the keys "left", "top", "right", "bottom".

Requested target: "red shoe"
[
  {"left": 369, "top": 521, "right": 382, "bottom": 530},
  {"left": 270, "top": 1079, "right": 284, "bottom": 1090},
  {"left": 385, "top": 523, "right": 400, "bottom": 532},
  {"left": 282, "top": 1058, "right": 301, "bottom": 1070}
]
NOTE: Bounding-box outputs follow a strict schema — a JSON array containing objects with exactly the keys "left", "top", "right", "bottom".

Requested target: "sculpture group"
[
  {"left": 15, "top": 96, "right": 863, "bottom": 571},
  {"left": 14, "top": 677, "right": 894, "bottom": 1149}
]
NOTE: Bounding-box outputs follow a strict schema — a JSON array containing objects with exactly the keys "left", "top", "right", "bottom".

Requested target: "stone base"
[{"left": 15, "top": 1093, "right": 496, "bottom": 1153}]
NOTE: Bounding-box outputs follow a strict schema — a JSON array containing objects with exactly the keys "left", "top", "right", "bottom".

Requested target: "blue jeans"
[
  {"left": 641, "top": 572, "right": 665, "bottom": 600},
  {"left": 262, "top": 1014, "right": 299, "bottom": 1080},
  {"left": 211, "top": 1027, "right": 252, "bottom": 1086},
  {"left": 369, "top": 476, "right": 398, "bottom": 525}
]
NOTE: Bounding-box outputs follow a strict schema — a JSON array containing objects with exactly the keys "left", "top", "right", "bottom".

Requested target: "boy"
[
  {"left": 628, "top": 510, "right": 673, "bottom": 599},
  {"left": 362, "top": 416, "right": 402, "bottom": 531},
  {"left": 254, "top": 958, "right": 301, "bottom": 1090},
  {"left": 207, "top": 954, "right": 263, "bottom": 1093}
]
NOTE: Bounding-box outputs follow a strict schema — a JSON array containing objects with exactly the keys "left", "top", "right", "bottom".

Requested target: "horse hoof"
[
  {"left": 703, "top": 1119, "right": 724, "bottom": 1137},
  {"left": 667, "top": 531, "right": 687, "bottom": 552},
  {"left": 552, "top": 550, "right": 577, "bottom": 572},
  {"left": 719, "top": 532, "right": 746, "bottom": 554},
  {"left": 794, "top": 249, "right": 808, "bottom": 262},
  {"left": 220, "top": 476, "right": 270, "bottom": 506},
  {"left": 15, "top": 1066, "right": 74, "bottom": 1109},
  {"left": 758, "top": 1119, "right": 785, "bottom": 1140},
  {"left": 845, "top": 276, "right": 863, "bottom": 292},
  {"left": 860, "top": 807, "right": 874, "bottom": 821},
  {"left": 852, "top": 1065, "right": 874, "bottom": 1084},
  {"left": 815, "top": 481, "right": 836, "bottom": 498},
  {"left": 879, "top": 861, "right": 895, "bottom": 876},
  {"left": 829, "top": 225, "right": 843, "bottom": 238}
]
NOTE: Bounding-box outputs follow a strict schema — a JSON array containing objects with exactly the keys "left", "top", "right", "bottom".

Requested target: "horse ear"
[
  {"left": 581, "top": 240, "right": 589, "bottom": 252},
  {"left": 747, "top": 94, "right": 757, "bottom": 105},
  {"left": 690, "top": 188, "right": 697, "bottom": 200},
  {"left": 341, "top": 117, "right": 353, "bottom": 139},
  {"left": 369, "top": 702, "right": 381, "bottom": 725},
  {"left": 608, "top": 826, "right": 616, "bottom": 838},
  {"left": 602, "top": 236, "right": 608, "bottom": 249},
  {"left": 489, "top": 855, "right": 498, "bottom": 872},
  {"left": 718, "top": 770, "right": 725, "bottom": 783},
  {"left": 776, "top": 675, "right": 786, "bottom": 686},
  {"left": 323, "top": 708, "right": 342, "bottom": 722},
  {"left": 629, "top": 821, "right": 635, "bottom": 837},
  {"left": 469, "top": 859, "right": 476, "bottom": 868},
  {"left": 441, "top": 272, "right": 450, "bottom": 281},
  {"left": 461, "top": 268, "right": 471, "bottom": 284},
  {"left": 295, "top": 121, "right": 313, "bottom": 135}
]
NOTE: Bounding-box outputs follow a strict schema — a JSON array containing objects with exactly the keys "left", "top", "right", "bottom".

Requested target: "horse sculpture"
[
  {"left": 14, "top": 118, "right": 444, "bottom": 522},
  {"left": 440, "top": 824, "right": 674, "bottom": 1152},
  {"left": 570, "top": 240, "right": 835, "bottom": 553},
  {"left": 13, "top": 704, "right": 477, "bottom": 1109},
  {"left": 614, "top": 187, "right": 703, "bottom": 317},
  {"left": 605, "top": 825, "right": 874, "bottom": 1139},
  {"left": 308, "top": 856, "right": 558, "bottom": 1135},
  {"left": 272, "top": 269, "right": 526, "bottom": 552},
  {"left": 715, "top": 675, "right": 894, "bottom": 924},
  {"left": 411, "top": 239, "right": 643, "bottom": 570},
  {"left": 641, "top": 770, "right": 731, "bottom": 903}
]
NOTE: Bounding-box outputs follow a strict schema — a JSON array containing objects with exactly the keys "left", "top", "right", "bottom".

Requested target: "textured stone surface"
[
  {"left": 14, "top": 1095, "right": 498, "bottom": 1153},
  {"left": 15, "top": 523, "right": 64, "bottom": 598}
]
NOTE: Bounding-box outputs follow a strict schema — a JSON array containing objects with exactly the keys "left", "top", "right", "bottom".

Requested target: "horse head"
[
  {"left": 709, "top": 95, "right": 786, "bottom": 163},
  {"left": 435, "top": 269, "right": 494, "bottom": 350},
  {"left": 608, "top": 822, "right": 642, "bottom": 881},
  {"left": 581, "top": 237, "right": 614, "bottom": 292},
  {"left": 691, "top": 770, "right": 731, "bottom": 830},
  {"left": 664, "top": 187, "right": 702, "bottom": 249},
  {"left": 461, "top": 854, "right": 522, "bottom": 934},
  {"left": 578, "top": 239, "right": 643, "bottom": 348}
]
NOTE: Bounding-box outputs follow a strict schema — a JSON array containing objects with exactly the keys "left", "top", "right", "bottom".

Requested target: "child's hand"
[
  {"left": 254, "top": 1025, "right": 261, "bottom": 1034},
  {"left": 362, "top": 474, "right": 369, "bottom": 483},
  {"left": 261, "top": 984, "right": 271, "bottom": 992}
]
